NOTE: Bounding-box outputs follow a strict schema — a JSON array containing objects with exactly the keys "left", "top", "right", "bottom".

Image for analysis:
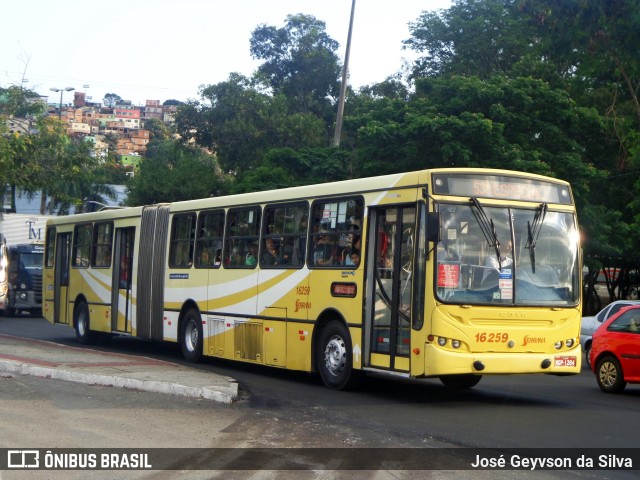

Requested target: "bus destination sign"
[{"left": 432, "top": 173, "right": 572, "bottom": 204}]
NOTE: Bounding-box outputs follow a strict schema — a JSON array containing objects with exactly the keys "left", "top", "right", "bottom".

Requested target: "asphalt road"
[{"left": 1, "top": 316, "right": 638, "bottom": 479}]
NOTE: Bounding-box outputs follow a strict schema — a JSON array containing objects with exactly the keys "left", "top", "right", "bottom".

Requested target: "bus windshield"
[{"left": 435, "top": 202, "right": 580, "bottom": 306}]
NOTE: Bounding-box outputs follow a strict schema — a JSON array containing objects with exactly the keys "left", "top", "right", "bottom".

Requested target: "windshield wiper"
[
  {"left": 470, "top": 197, "right": 502, "bottom": 269},
  {"left": 525, "top": 203, "right": 547, "bottom": 273}
]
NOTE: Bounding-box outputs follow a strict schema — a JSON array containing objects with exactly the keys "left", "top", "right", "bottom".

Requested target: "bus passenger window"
[
  {"left": 72, "top": 224, "right": 92, "bottom": 268},
  {"left": 92, "top": 222, "right": 113, "bottom": 268},
  {"left": 169, "top": 213, "right": 196, "bottom": 268},
  {"left": 309, "top": 197, "right": 363, "bottom": 268},
  {"left": 224, "top": 207, "right": 261, "bottom": 269},
  {"left": 195, "top": 210, "right": 224, "bottom": 268},
  {"left": 262, "top": 203, "right": 308, "bottom": 268}
]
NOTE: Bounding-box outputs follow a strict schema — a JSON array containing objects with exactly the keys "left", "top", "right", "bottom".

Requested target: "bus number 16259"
[{"left": 475, "top": 333, "right": 509, "bottom": 343}]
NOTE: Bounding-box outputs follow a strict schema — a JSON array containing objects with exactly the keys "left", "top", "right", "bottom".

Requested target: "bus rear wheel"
[
  {"left": 181, "top": 309, "right": 203, "bottom": 363},
  {"left": 74, "top": 301, "right": 97, "bottom": 345},
  {"left": 439, "top": 374, "right": 482, "bottom": 389},
  {"left": 317, "top": 320, "right": 359, "bottom": 390}
]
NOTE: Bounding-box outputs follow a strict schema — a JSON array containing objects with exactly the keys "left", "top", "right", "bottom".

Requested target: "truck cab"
[{"left": 1, "top": 243, "right": 44, "bottom": 316}]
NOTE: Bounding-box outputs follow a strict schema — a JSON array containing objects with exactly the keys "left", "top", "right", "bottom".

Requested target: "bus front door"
[
  {"left": 53, "top": 232, "right": 71, "bottom": 324},
  {"left": 112, "top": 227, "right": 134, "bottom": 333},
  {"left": 367, "top": 206, "right": 416, "bottom": 373}
]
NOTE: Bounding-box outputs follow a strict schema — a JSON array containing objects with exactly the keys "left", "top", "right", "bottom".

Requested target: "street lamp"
[{"left": 49, "top": 86, "right": 75, "bottom": 119}]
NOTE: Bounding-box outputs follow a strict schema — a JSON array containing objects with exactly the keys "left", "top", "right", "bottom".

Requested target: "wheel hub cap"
[{"left": 324, "top": 335, "right": 346, "bottom": 377}]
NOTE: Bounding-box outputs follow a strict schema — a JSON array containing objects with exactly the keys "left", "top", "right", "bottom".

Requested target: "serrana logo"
[
  {"left": 522, "top": 335, "right": 545, "bottom": 346},
  {"left": 295, "top": 300, "right": 311, "bottom": 312}
]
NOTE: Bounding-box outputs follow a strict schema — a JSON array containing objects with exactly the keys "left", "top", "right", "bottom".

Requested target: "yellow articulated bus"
[{"left": 43, "top": 168, "right": 582, "bottom": 390}]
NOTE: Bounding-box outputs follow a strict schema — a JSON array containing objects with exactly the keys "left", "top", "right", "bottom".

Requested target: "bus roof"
[{"left": 45, "top": 168, "right": 572, "bottom": 225}]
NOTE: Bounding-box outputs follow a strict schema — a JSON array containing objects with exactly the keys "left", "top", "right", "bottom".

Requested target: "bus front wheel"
[
  {"left": 317, "top": 320, "right": 359, "bottom": 390},
  {"left": 439, "top": 374, "right": 482, "bottom": 389},
  {"left": 181, "top": 309, "right": 203, "bottom": 363}
]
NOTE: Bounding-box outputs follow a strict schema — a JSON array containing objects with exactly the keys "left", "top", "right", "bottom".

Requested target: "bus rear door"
[{"left": 112, "top": 227, "right": 135, "bottom": 333}]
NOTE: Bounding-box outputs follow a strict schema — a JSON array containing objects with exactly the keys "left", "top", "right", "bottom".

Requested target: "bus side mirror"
[{"left": 426, "top": 212, "right": 440, "bottom": 244}]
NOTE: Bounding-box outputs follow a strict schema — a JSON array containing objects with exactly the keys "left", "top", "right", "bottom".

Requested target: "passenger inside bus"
[
  {"left": 313, "top": 231, "right": 336, "bottom": 265},
  {"left": 343, "top": 235, "right": 361, "bottom": 266},
  {"left": 262, "top": 238, "right": 281, "bottom": 265},
  {"left": 245, "top": 243, "right": 258, "bottom": 266},
  {"left": 228, "top": 245, "right": 243, "bottom": 266},
  {"left": 345, "top": 249, "right": 360, "bottom": 266},
  {"left": 119, "top": 255, "right": 129, "bottom": 289}
]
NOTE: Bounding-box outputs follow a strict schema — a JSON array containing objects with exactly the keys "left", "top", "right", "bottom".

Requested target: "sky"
[{"left": 1, "top": 1, "right": 451, "bottom": 106}]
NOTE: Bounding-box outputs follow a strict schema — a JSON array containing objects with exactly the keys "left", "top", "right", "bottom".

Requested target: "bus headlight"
[
  {"left": 554, "top": 341, "right": 563, "bottom": 350},
  {"left": 437, "top": 337, "right": 447, "bottom": 347},
  {"left": 451, "top": 340, "right": 461, "bottom": 349},
  {"left": 565, "top": 338, "right": 575, "bottom": 348}
]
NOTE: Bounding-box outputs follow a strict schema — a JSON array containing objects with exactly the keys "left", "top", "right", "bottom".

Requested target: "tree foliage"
[
  {"left": 172, "top": 15, "right": 344, "bottom": 179},
  {"left": 0, "top": 86, "right": 45, "bottom": 118},
  {"left": 144, "top": 118, "right": 173, "bottom": 142},
  {"left": 250, "top": 13, "right": 341, "bottom": 120},
  {"left": 28, "top": 117, "right": 105, "bottom": 214},
  {"left": 404, "top": 0, "right": 535, "bottom": 79},
  {"left": 175, "top": 73, "right": 328, "bottom": 174},
  {"left": 103, "top": 93, "right": 122, "bottom": 108},
  {"left": 125, "top": 140, "right": 226, "bottom": 206},
  {"left": 349, "top": 75, "right": 606, "bottom": 193}
]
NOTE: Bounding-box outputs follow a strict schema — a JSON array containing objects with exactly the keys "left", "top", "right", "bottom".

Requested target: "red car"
[{"left": 590, "top": 305, "right": 640, "bottom": 393}]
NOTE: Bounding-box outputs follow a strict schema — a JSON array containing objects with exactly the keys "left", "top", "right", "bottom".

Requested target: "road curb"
[{"left": 0, "top": 360, "right": 239, "bottom": 404}]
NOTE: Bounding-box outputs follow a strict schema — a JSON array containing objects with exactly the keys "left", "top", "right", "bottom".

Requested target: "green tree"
[
  {"left": 125, "top": 140, "right": 227, "bottom": 205},
  {"left": 404, "top": 0, "right": 535, "bottom": 80},
  {"left": 250, "top": 13, "right": 341, "bottom": 121},
  {"left": 163, "top": 99, "right": 184, "bottom": 106},
  {"left": 26, "top": 117, "right": 103, "bottom": 214},
  {"left": 350, "top": 76, "right": 606, "bottom": 203},
  {"left": 174, "top": 99, "right": 213, "bottom": 149},
  {"left": 175, "top": 73, "right": 328, "bottom": 174},
  {"left": 103, "top": 93, "right": 122, "bottom": 108},
  {"left": 0, "top": 85, "right": 46, "bottom": 118},
  {"left": 0, "top": 129, "right": 32, "bottom": 212},
  {"left": 1, "top": 85, "right": 47, "bottom": 210},
  {"left": 144, "top": 118, "right": 173, "bottom": 142},
  {"left": 233, "top": 146, "right": 351, "bottom": 193},
  {"left": 519, "top": 0, "right": 640, "bottom": 275}
]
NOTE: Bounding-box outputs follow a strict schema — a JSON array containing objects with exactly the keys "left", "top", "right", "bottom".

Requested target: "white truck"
[{"left": 0, "top": 213, "right": 50, "bottom": 316}]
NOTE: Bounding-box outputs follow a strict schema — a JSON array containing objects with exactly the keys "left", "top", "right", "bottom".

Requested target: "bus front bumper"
[{"left": 423, "top": 343, "right": 582, "bottom": 376}]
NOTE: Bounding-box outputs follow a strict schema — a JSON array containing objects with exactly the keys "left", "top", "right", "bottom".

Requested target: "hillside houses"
[
  {"left": 61, "top": 92, "right": 178, "bottom": 158},
  {"left": 5, "top": 90, "right": 179, "bottom": 162}
]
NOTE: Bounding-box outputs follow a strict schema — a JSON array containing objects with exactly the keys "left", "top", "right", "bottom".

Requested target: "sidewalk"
[{"left": 0, "top": 333, "right": 238, "bottom": 403}]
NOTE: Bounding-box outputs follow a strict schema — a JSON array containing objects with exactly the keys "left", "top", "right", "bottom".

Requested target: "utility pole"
[{"left": 332, "top": 0, "right": 356, "bottom": 148}]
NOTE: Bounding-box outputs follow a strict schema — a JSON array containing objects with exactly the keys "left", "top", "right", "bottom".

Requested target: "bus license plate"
[{"left": 554, "top": 356, "right": 577, "bottom": 367}]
